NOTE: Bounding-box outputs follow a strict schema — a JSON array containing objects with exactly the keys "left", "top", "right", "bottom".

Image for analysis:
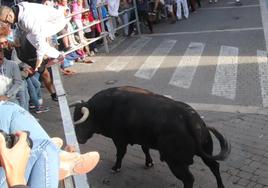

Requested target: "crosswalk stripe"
[
  {"left": 105, "top": 37, "right": 152, "bottom": 72},
  {"left": 169, "top": 42, "right": 205, "bottom": 88},
  {"left": 257, "top": 50, "right": 268, "bottom": 107},
  {"left": 212, "top": 46, "right": 238, "bottom": 100},
  {"left": 134, "top": 40, "right": 177, "bottom": 79}
]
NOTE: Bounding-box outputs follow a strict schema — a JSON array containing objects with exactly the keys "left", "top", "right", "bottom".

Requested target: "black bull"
[{"left": 72, "top": 86, "right": 231, "bottom": 188}]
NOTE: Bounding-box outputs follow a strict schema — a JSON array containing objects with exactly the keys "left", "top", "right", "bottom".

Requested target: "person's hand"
[
  {"left": 0, "top": 131, "right": 31, "bottom": 187},
  {"left": 23, "top": 67, "right": 34, "bottom": 76},
  {"left": 0, "top": 96, "right": 9, "bottom": 101},
  {"left": 34, "top": 59, "right": 43, "bottom": 72}
]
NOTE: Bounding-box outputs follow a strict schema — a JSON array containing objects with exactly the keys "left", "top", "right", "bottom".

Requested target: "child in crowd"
[
  {"left": 58, "top": 0, "right": 80, "bottom": 50},
  {"left": 71, "top": 0, "right": 88, "bottom": 44},
  {"left": 82, "top": 10, "right": 98, "bottom": 56}
]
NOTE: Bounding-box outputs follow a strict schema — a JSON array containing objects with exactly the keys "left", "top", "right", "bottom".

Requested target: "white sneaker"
[
  {"left": 38, "top": 98, "right": 43, "bottom": 105},
  {"left": 51, "top": 137, "right": 64, "bottom": 149},
  {"left": 89, "top": 51, "right": 95, "bottom": 56},
  {"left": 93, "top": 48, "right": 98, "bottom": 53}
]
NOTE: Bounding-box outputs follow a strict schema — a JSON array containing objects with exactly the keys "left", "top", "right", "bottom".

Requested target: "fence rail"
[{"left": 57, "top": 0, "right": 141, "bottom": 55}]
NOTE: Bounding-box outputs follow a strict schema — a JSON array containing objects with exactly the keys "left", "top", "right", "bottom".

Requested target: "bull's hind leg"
[
  {"left": 112, "top": 140, "right": 128, "bottom": 172},
  {"left": 201, "top": 158, "right": 224, "bottom": 188},
  {"left": 201, "top": 135, "right": 225, "bottom": 188},
  {"left": 166, "top": 160, "right": 194, "bottom": 188},
  {"left": 141, "top": 145, "right": 153, "bottom": 168}
]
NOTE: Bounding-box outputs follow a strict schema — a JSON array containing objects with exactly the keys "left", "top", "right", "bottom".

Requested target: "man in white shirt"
[{"left": 0, "top": 2, "right": 66, "bottom": 71}]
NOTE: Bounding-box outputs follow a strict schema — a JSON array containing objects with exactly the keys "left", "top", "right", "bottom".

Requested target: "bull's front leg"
[
  {"left": 141, "top": 145, "right": 154, "bottom": 168},
  {"left": 112, "top": 140, "right": 128, "bottom": 172}
]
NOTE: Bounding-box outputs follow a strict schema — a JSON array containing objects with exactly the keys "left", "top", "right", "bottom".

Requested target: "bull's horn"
[
  {"left": 74, "top": 107, "right": 90, "bottom": 125},
  {"left": 69, "top": 100, "right": 83, "bottom": 108}
]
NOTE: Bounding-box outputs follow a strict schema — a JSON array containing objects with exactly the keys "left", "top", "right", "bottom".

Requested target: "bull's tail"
[{"left": 202, "top": 127, "right": 231, "bottom": 161}]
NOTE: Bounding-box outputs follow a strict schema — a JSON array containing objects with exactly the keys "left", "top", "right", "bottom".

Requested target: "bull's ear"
[{"left": 69, "top": 100, "right": 83, "bottom": 108}]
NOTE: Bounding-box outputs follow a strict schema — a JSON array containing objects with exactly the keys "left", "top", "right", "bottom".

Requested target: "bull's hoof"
[
  {"left": 145, "top": 162, "right": 154, "bottom": 168},
  {"left": 111, "top": 167, "right": 121, "bottom": 173}
]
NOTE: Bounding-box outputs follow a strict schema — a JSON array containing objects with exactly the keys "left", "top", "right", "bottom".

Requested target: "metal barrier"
[{"left": 57, "top": 0, "right": 141, "bottom": 55}]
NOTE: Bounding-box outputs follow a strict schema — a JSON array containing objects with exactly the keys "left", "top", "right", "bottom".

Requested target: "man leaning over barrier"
[{"left": 0, "top": 1, "right": 67, "bottom": 72}]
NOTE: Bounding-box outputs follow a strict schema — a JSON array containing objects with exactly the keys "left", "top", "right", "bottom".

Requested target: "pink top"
[{"left": 72, "top": 2, "right": 83, "bottom": 20}]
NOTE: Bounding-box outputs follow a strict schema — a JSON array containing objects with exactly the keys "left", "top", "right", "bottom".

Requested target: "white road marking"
[
  {"left": 212, "top": 46, "right": 238, "bottom": 100},
  {"left": 169, "top": 42, "right": 205, "bottom": 88},
  {"left": 164, "top": 94, "right": 268, "bottom": 114},
  {"left": 257, "top": 50, "right": 268, "bottom": 107},
  {"left": 188, "top": 102, "right": 268, "bottom": 115},
  {"left": 202, "top": 4, "right": 259, "bottom": 9},
  {"left": 143, "top": 27, "right": 263, "bottom": 37},
  {"left": 105, "top": 37, "right": 152, "bottom": 72},
  {"left": 134, "top": 40, "right": 176, "bottom": 79}
]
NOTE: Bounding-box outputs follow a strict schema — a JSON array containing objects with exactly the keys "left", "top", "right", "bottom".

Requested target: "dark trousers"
[{"left": 138, "top": 11, "right": 153, "bottom": 33}]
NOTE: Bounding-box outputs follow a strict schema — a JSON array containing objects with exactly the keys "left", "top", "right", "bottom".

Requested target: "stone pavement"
[
  {"left": 36, "top": 0, "right": 268, "bottom": 187},
  {"left": 38, "top": 91, "right": 268, "bottom": 188}
]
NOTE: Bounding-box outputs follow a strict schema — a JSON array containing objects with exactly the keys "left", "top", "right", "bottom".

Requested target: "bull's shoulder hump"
[{"left": 117, "top": 86, "right": 153, "bottom": 95}]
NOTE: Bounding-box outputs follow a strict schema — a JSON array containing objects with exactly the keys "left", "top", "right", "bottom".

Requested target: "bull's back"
[{"left": 88, "top": 87, "right": 193, "bottom": 148}]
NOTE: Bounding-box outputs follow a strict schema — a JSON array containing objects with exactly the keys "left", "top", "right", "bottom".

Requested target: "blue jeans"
[
  {"left": 16, "top": 80, "right": 30, "bottom": 111},
  {"left": 0, "top": 101, "right": 59, "bottom": 188},
  {"left": 26, "top": 74, "right": 42, "bottom": 108},
  {"left": 89, "top": 0, "right": 98, "bottom": 19}
]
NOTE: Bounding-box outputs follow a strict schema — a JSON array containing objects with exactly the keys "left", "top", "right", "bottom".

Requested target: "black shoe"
[
  {"left": 51, "top": 93, "right": 58, "bottom": 102},
  {"left": 235, "top": 1, "right": 242, "bottom": 5}
]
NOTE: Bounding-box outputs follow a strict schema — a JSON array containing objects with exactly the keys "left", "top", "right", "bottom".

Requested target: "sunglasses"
[
  {"left": 0, "top": 40, "right": 8, "bottom": 48},
  {"left": 0, "top": 40, "right": 13, "bottom": 51}
]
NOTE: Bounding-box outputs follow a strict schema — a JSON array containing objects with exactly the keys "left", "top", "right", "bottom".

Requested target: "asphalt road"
[{"left": 39, "top": 0, "right": 268, "bottom": 187}]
